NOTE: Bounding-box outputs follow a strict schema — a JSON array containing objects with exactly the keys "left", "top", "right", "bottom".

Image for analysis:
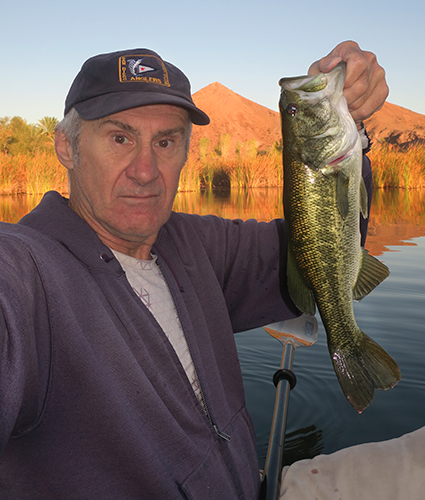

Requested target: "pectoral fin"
[
  {"left": 336, "top": 170, "right": 350, "bottom": 219},
  {"left": 287, "top": 246, "right": 316, "bottom": 315},
  {"left": 336, "top": 173, "right": 368, "bottom": 220},
  {"left": 353, "top": 248, "right": 390, "bottom": 301}
]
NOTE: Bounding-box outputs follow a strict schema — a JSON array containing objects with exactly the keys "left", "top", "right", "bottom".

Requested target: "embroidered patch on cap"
[{"left": 119, "top": 54, "right": 170, "bottom": 87}]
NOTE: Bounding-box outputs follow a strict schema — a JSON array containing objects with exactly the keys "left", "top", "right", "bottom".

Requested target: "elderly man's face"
[{"left": 61, "top": 105, "right": 190, "bottom": 259}]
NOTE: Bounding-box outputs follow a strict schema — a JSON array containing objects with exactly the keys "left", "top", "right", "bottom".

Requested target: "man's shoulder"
[
  {"left": 0, "top": 219, "right": 41, "bottom": 241},
  {"left": 0, "top": 221, "right": 53, "bottom": 263}
]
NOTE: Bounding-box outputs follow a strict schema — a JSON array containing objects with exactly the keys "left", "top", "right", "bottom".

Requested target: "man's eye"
[
  {"left": 114, "top": 135, "right": 129, "bottom": 145},
  {"left": 158, "top": 139, "right": 171, "bottom": 148}
]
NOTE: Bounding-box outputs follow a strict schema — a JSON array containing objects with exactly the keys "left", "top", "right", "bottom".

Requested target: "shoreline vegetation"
[{"left": 1, "top": 117, "right": 425, "bottom": 195}]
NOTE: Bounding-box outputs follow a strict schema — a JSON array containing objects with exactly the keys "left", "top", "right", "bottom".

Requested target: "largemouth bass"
[{"left": 279, "top": 62, "right": 400, "bottom": 413}]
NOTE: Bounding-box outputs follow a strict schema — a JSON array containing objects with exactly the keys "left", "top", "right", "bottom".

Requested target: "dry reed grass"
[
  {"left": 0, "top": 152, "right": 68, "bottom": 194},
  {"left": 0, "top": 143, "right": 424, "bottom": 195},
  {"left": 368, "top": 143, "right": 425, "bottom": 188}
]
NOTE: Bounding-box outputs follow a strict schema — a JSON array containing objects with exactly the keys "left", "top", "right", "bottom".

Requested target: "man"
[{"left": 0, "top": 43, "right": 386, "bottom": 499}]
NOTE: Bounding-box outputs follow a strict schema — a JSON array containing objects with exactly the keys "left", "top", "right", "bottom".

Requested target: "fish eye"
[{"left": 286, "top": 104, "right": 298, "bottom": 117}]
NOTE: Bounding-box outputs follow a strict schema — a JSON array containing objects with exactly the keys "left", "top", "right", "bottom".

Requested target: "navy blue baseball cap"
[{"left": 64, "top": 48, "right": 210, "bottom": 125}]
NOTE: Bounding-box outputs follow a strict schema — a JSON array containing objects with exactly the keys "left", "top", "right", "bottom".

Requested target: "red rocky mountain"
[{"left": 190, "top": 83, "right": 425, "bottom": 155}]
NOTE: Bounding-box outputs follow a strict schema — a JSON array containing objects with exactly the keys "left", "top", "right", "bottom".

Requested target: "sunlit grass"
[
  {"left": 369, "top": 143, "right": 425, "bottom": 188},
  {"left": 0, "top": 152, "right": 68, "bottom": 194},
  {"left": 0, "top": 142, "right": 424, "bottom": 194}
]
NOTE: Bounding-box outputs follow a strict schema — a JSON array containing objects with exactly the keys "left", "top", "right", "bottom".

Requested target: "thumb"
[{"left": 308, "top": 55, "right": 342, "bottom": 75}]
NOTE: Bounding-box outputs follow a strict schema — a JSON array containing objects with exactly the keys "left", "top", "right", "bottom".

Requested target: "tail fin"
[{"left": 330, "top": 332, "right": 401, "bottom": 413}]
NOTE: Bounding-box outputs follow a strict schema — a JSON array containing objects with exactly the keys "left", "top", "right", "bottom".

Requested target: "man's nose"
[{"left": 126, "top": 147, "right": 160, "bottom": 184}]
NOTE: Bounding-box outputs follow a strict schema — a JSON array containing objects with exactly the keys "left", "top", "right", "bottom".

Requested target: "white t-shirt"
[{"left": 111, "top": 250, "right": 202, "bottom": 403}]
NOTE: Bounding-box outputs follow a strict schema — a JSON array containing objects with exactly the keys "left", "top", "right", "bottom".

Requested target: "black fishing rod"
[{"left": 259, "top": 314, "right": 318, "bottom": 500}]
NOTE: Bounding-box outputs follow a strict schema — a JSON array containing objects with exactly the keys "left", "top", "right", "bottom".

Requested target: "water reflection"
[
  {"left": 173, "top": 188, "right": 284, "bottom": 222},
  {"left": 2, "top": 189, "right": 425, "bottom": 259},
  {"left": 283, "top": 425, "right": 324, "bottom": 466},
  {"left": 4, "top": 188, "right": 424, "bottom": 252},
  {"left": 2, "top": 188, "right": 425, "bottom": 245},
  {"left": 0, "top": 194, "right": 45, "bottom": 223},
  {"left": 366, "top": 189, "right": 425, "bottom": 255}
]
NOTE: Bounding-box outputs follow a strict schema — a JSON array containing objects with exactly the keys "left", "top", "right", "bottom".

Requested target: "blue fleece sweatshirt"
[{"left": 0, "top": 191, "right": 297, "bottom": 499}]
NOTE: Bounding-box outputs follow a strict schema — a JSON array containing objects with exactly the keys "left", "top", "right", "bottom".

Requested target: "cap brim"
[{"left": 73, "top": 91, "right": 210, "bottom": 125}]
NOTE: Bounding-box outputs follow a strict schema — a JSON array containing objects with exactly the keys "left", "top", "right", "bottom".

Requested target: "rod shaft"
[{"left": 261, "top": 342, "right": 295, "bottom": 500}]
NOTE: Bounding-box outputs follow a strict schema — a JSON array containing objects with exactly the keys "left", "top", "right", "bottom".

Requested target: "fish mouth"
[
  {"left": 280, "top": 63, "right": 359, "bottom": 172},
  {"left": 279, "top": 62, "right": 346, "bottom": 103}
]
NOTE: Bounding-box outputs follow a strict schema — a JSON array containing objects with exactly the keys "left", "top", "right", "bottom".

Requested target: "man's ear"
[{"left": 55, "top": 131, "right": 75, "bottom": 170}]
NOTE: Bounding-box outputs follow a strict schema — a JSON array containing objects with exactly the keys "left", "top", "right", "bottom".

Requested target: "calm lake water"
[{"left": 1, "top": 188, "right": 425, "bottom": 468}]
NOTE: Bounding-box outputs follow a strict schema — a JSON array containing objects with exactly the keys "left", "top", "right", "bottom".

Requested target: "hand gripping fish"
[{"left": 279, "top": 62, "right": 400, "bottom": 413}]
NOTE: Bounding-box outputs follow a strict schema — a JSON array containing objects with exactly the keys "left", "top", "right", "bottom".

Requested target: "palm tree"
[{"left": 37, "top": 117, "right": 59, "bottom": 144}]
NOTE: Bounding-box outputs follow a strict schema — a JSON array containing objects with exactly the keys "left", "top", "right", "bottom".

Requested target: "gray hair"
[
  {"left": 184, "top": 120, "right": 193, "bottom": 156},
  {"left": 55, "top": 107, "right": 85, "bottom": 165}
]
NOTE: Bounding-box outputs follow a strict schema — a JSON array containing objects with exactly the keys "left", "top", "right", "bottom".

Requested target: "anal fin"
[{"left": 353, "top": 248, "right": 390, "bottom": 301}]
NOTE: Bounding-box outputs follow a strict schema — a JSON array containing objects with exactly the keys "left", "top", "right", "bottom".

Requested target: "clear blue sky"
[{"left": 2, "top": 0, "right": 424, "bottom": 124}]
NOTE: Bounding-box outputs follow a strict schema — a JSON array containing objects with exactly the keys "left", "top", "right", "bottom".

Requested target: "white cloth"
[
  {"left": 111, "top": 250, "right": 202, "bottom": 403},
  {"left": 279, "top": 426, "right": 425, "bottom": 499},
  {"left": 358, "top": 125, "right": 370, "bottom": 150}
]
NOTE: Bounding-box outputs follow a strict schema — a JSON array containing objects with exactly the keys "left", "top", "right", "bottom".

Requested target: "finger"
[
  {"left": 345, "top": 63, "right": 388, "bottom": 122},
  {"left": 347, "top": 83, "right": 389, "bottom": 123},
  {"left": 308, "top": 41, "right": 388, "bottom": 123},
  {"left": 334, "top": 44, "right": 371, "bottom": 89},
  {"left": 309, "top": 41, "right": 369, "bottom": 88},
  {"left": 308, "top": 55, "right": 342, "bottom": 75},
  {"left": 343, "top": 69, "right": 370, "bottom": 107},
  {"left": 308, "top": 40, "right": 363, "bottom": 77}
]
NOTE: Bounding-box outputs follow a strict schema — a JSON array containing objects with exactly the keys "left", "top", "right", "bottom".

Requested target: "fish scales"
[{"left": 279, "top": 62, "right": 400, "bottom": 412}]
